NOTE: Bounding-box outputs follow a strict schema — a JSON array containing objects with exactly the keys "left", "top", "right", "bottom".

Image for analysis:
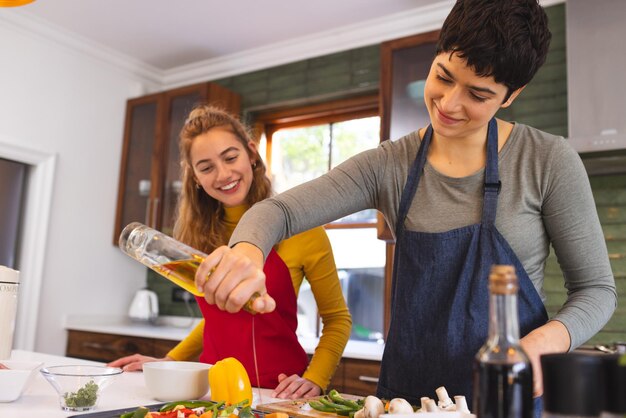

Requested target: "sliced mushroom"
[
  {"left": 419, "top": 397, "right": 431, "bottom": 413},
  {"left": 423, "top": 399, "right": 439, "bottom": 412},
  {"left": 454, "top": 396, "right": 470, "bottom": 414},
  {"left": 436, "top": 386, "right": 454, "bottom": 410}
]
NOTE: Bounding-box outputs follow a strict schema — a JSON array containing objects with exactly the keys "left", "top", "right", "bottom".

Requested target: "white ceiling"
[
  {"left": 4, "top": 0, "right": 562, "bottom": 87},
  {"left": 16, "top": 0, "right": 441, "bottom": 70}
]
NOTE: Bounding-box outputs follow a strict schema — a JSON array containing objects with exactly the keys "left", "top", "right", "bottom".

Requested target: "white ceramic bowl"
[
  {"left": 143, "top": 361, "right": 211, "bottom": 401},
  {"left": 0, "top": 360, "right": 43, "bottom": 402},
  {"left": 40, "top": 365, "right": 123, "bottom": 411}
]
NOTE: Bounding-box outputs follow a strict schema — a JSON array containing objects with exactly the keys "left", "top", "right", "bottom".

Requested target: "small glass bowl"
[{"left": 40, "top": 365, "right": 123, "bottom": 411}]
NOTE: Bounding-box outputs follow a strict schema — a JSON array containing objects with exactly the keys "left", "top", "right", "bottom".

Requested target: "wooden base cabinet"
[
  {"left": 67, "top": 330, "right": 380, "bottom": 396},
  {"left": 66, "top": 330, "right": 180, "bottom": 363},
  {"left": 330, "top": 358, "right": 381, "bottom": 396}
]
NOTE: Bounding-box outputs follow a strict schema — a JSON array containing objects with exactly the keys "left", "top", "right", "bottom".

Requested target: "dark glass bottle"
[{"left": 473, "top": 265, "right": 533, "bottom": 418}]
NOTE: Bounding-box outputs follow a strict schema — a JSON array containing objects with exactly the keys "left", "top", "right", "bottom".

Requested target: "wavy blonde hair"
[{"left": 174, "top": 105, "right": 271, "bottom": 253}]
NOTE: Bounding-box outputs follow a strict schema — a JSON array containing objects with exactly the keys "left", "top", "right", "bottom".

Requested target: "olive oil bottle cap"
[{"left": 488, "top": 265, "right": 518, "bottom": 294}]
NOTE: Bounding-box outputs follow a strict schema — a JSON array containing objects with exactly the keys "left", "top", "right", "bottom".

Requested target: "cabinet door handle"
[
  {"left": 358, "top": 375, "right": 379, "bottom": 383},
  {"left": 82, "top": 342, "right": 116, "bottom": 351},
  {"left": 123, "top": 342, "right": 139, "bottom": 353},
  {"left": 151, "top": 198, "right": 160, "bottom": 229},
  {"left": 145, "top": 198, "right": 152, "bottom": 225}
]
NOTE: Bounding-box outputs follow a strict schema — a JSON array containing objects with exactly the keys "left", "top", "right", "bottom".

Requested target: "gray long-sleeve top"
[{"left": 231, "top": 122, "right": 617, "bottom": 349}]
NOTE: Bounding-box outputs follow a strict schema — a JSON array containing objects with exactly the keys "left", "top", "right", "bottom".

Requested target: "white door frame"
[{"left": 0, "top": 136, "right": 56, "bottom": 351}]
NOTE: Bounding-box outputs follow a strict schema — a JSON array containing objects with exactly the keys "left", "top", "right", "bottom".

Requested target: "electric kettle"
[{"left": 128, "top": 289, "right": 159, "bottom": 323}]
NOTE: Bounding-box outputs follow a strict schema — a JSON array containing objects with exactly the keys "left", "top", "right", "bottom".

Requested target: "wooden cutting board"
[{"left": 256, "top": 394, "right": 362, "bottom": 418}]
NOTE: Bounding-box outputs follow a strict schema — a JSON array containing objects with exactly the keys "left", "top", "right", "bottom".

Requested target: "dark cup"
[
  {"left": 602, "top": 353, "right": 626, "bottom": 414},
  {"left": 541, "top": 352, "right": 605, "bottom": 417}
]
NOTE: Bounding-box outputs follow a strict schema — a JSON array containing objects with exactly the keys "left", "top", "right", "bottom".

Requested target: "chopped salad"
[{"left": 120, "top": 399, "right": 259, "bottom": 418}]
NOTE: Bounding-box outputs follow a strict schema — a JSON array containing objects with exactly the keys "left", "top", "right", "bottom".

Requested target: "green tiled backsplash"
[
  {"left": 214, "top": 46, "right": 380, "bottom": 111},
  {"left": 495, "top": 3, "right": 568, "bottom": 137},
  {"left": 545, "top": 175, "right": 626, "bottom": 345},
  {"left": 147, "top": 270, "right": 202, "bottom": 318},
  {"left": 148, "top": 3, "right": 625, "bottom": 345}
]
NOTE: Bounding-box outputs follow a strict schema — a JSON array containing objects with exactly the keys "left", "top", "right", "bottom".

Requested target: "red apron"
[{"left": 196, "top": 248, "right": 309, "bottom": 388}]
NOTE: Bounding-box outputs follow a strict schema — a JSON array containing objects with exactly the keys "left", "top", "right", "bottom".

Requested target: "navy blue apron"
[{"left": 376, "top": 118, "right": 548, "bottom": 410}]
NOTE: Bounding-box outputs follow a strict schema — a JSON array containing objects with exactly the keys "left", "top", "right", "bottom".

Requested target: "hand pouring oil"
[
  {"left": 473, "top": 265, "right": 533, "bottom": 418},
  {"left": 119, "top": 222, "right": 258, "bottom": 314}
]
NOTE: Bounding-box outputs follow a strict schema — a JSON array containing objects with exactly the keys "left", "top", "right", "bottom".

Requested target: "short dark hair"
[{"left": 436, "top": 0, "right": 552, "bottom": 101}]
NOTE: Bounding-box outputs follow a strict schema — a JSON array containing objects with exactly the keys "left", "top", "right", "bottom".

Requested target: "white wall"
[{"left": 0, "top": 19, "right": 160, "bottom": 355}]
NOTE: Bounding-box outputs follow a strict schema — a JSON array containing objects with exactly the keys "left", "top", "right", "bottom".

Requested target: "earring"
[
  {"left": 195, "top": 182, "right": 201, "bottom": 189},
  {"left": 252, "top": 161, "right": 258, "bottom": 169}
]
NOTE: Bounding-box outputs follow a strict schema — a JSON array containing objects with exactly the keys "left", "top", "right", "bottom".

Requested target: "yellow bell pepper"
[{"left": 208, "top": 357, "right": 252, "bottom": 406}]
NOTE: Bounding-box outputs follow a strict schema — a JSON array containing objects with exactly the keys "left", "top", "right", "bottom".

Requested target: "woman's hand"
[
  {"left": 107, "top": 354, "right": 172, "bottom": 372},
  {"left": 520, "top": 320, "right": 571, "bottom": 397},
  {"left": 271, "top": 373, "right": 322, "bottom": 399},
  {"left": 195, "top": 243, "right": 275, "bottom": 314}
]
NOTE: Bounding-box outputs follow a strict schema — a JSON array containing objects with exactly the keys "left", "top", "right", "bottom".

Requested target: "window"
[
  {"left": 266, "top": 117, "right": 379, "bottom": 225},
  {"left": 255, "top": 95, "right": 386, "bottom": 344}
]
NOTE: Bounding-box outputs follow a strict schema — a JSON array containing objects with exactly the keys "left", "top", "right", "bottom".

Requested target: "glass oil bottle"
[
  {"left": 119, "top": 222, "right": 258, "bottom": 314},
  {"left": 473, "top": 265, "right": 533, "bottom": 418}
]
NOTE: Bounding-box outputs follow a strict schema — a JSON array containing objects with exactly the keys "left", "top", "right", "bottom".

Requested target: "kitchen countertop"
[
  {"left": 2, "top": 349, "right": 280, "bottom": 418},
  {"left": 64, "top": 314, "right": 385, "bottom": 361},
  {"left": 64, "top": 314, "right": 203, "bottom": 343}
]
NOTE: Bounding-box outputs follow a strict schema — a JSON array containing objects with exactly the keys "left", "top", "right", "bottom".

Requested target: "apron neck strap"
[
  {"left": 481, "top": 118, "right": 500, "bottom": 226},
  {"left": 395, "top": 126, "right": 432, "bottom": 237},
  {"left": 395, "top": 118, "right": 501, "bottom": 235}
]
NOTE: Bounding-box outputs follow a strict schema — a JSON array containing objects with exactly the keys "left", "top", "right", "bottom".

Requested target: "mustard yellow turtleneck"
[{"left": 167, "top": 205, "right": 352, "bottom": 391}]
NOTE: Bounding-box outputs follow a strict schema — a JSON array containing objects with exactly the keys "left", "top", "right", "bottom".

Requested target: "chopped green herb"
[{"left": 63, "top": 380, "right": 99, "bottom": 408}]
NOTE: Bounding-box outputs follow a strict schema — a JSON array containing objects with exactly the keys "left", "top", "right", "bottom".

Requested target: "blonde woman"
[{"left": 110, "top": 105, "right": 351, "bottom": 399}]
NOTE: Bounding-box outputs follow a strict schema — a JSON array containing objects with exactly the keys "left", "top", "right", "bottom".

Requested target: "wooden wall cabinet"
[
  {"left": 377, "top": 30, "right": 439, "bottom": 244},
  {"left": 113, "top": 82, "right": 240, "bottom": 243},
  {"left": 378, "top": 31, "right": 439, "bottom": 335},
  {"left": 66, "top": 330, "right": 181, "bottom": 363}
]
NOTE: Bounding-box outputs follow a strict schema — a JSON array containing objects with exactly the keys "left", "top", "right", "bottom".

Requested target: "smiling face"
[
  {"left": 423, "top": 52, "right": 522, "bottom": 142},
  {"left": 190, "top": 126, "right": 256, "bottom": 208}
]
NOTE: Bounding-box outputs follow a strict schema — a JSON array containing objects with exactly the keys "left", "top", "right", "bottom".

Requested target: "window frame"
[{"left": 253, "top": 94, "right": 380, "bottom": 229}]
